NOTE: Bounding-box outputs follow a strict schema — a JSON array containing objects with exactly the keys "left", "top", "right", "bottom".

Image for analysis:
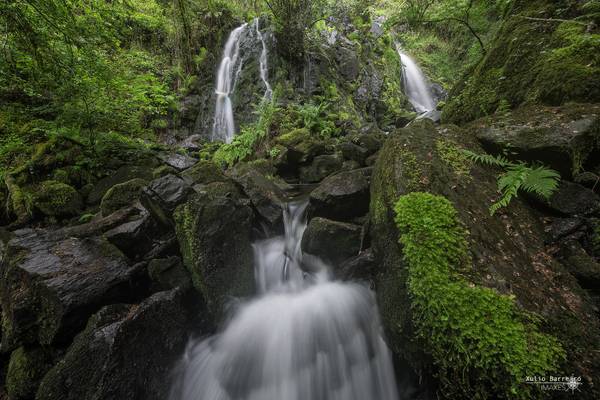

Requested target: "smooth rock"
[
  {"left": 141, "top": 174, "right": 193, "bottom": 227},
  {"left": 310, "top": 168, "right": 371, "bottom": 221},
  {"left": 299, "top": 154, "right": 343, "bottom": 183},
  {"left": 158, "top": 153, "right": 198, "bottom": 171},
  {"left": 546, "top": 181, "right": 600, "bottom": 216},
  {"left": 301, "top": 217, "right": 362, "bottom": 266}
]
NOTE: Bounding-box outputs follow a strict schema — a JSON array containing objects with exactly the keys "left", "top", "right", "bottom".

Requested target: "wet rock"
[
  {"left": 415, "top": 109, "right": 441, "bottom": 123},
  {"left": 0, "top": 229, "right": 138, "bottom": 351},
  {"left": 100, "top": 178, "right": 147, "bottom": 216},
  {"left": 87, "top": 165, "right": 153, "bottom": 205},
  {"left": 339, "top": 248, "right": 376, "bottom": 281},
  {"left": 559, "top": 241, "right": 600, "bottom": 291},
  {"left": 310, "top": 168, "right": 371, "bottom": 221},
  {"left": 354, "top": 134, "right": 383, "bottom": 155},
  {"left": 148, "top": 256, "right": 192, "bottom": 291},
  {"left": 36, "top": 289, "right": 191, "bottom": 400},
  {"left": 141, "top": 174, "right": 193, "bottom": 227},
  {"left": 174, "top": 184, "right": 254, "bottom": 318},
  {"left": 152, "top": 165, "right": 178, "bottom": 179},
  {"left": 301, "top": 217, "right": 362, "bottom": 266},
  {"left": 104, "top": 204, "right": 157, "bottom": 260},
  {"left": 336, "top": 46, "right": 359, "bottom": 81},
  {"left": 473, "top": 104, "right": 600, "bottom": 177},
  {"left": 230, "top": 165, "right": 286, "bottom": 225},
  {"left": 545, "top": 217, "right": 585, "bottom": 243},
  {"left": 339, "top": 142, "right": 369, "bottom": 165},
  {"left": 33, "top": 181, "right": 82, "bottom": 218},
  {"left": 158, "top": 152, "right": 198, "bottom": 171},
  {"left": 276, "top": 128, "right": 328, "bottom": 165},
  {"left": 545, "top": 181, "right": 600, "bottom": 216},
  {"left": 178, "top": 134, "right": 205, "bottom": 152},
  {"left": 6, "top": 346, "right": 53, "bottom": 400},
  {"left": 180, "top": 160, "right": 226, "bottom": 185},
  {"left": 299, "top": 154, "right": 343, "bottom": 183}
]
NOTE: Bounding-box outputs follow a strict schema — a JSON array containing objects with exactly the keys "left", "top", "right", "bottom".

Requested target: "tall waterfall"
[
  {"left": 212, "top": 19, "right": 273, "bottom": 143},
  {"left": 169, "top": 201, "right": 399, "bottom": 400},
  {"left": 397, "top": 47, "right": 436, "bottom": 113}
]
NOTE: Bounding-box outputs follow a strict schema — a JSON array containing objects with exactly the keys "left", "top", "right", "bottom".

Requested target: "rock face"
[
  {"left": 36, "top": 289, "right": 191, "bottom": 400},
  {"left": 472, "top": 104, "right": 600, "bottom": 177},
  {"left": 104, "top": 204, "right": 158, "bottom": 260},
  {"left": 6, "top": 346, "right": 53, "bottom": 400},
  {"left": 301, "top": 217, "right": 362, "bottom": 266},
  {"left": 141, "top": 174, "right": 193, "bottom": 226},
  {"left": 310, "top": 168, "right": 371, "bottom": 221},
  {"left": 370, "top": 119, "right": 600, "bottom": 397},
  {"left": 174, "top": 183, "right": 255, "bottom": 318},
  {"left": 0, "top": 229, "right": 139, "bottom": 351}
]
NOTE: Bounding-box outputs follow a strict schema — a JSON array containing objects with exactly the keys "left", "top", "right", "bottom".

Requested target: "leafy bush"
[
  {"left": 463, "top": 150, "right": 561, "bottom": 215},
  {"left": 394, "top": 192, "right": 564, "bottom": 399}
]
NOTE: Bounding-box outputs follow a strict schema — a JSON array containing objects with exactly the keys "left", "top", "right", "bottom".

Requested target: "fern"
[{"left": 463, "top": 150, "right": 561, "bottom": 215}]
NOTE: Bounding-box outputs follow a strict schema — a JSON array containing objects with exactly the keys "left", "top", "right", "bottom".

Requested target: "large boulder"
[
  {"left": 33, "top": 181, "right": 82, "bottom": 218},
  {"left": 472, "top": 104, "right": 600, "bottom": 177},
  {"left": 87, "top": 165, "right": 153, "bottom": 205},
  {"left": 6, "top": 346, "right": 53, "bottom": 400},
  {"left": 275, "top": 128, "right": 328, "bottom": 166},
  {"left": 370, "top": 119, "right": 600, "bottom": 397},
  {"left": 103, "top": 204, "right": 158, "bottom": 260},
  {"left": 36, "top": 289, "right": 192, "bottom": 400},
  {"left": 0, "top": 229, "right": 139, "bottom": 351},
  {"left": 299, "top": 154, "right": 343, "bottom": 183},
  {"left": 545, "top": 180, "right": 600, "bottom": 216},
  {"left": 158, "top": 152, "right": 197, "bottom": 171},
  {"left": 301, "top": 217, "right": 362, "bottom": 266},
  {"left": 173, "top": 182, "right": 255, "bottom": 318},
  {"left": 309, "top": 168, "right": 371, "bottom": 221},
  {"left": 180, "top": 160, "right": 226, "bottom": 185},
  {"left": 100, "top": 178, "right": 148, "bottom": 216},
  {"left": 141, "top": 174, "right": 193, "bottom": 227}
]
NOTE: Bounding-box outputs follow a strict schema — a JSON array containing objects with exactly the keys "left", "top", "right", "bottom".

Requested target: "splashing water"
[
  {"left": 253, "top": 18, "right": 272, "bottom": 101},
  {"left": 397, "top": 47, "right": 436, "bottom": 113},
  {"left": 169, "top": 201, "right": 399, "bottom": 400},
  {"left": 212, "top": 23, "right": 247, "bottom": 143}
]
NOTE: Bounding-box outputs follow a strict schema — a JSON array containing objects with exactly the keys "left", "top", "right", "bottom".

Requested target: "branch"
[
  {"left": 517, "top": 16, "right": 588, "bottom": 26},
  {"left": 423, "top": 17, "right": 486, "bottom": 54}
]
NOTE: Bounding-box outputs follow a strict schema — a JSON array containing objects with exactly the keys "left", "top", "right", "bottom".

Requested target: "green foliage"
[
  {"left": 213, "top": 93, "right": 279, "bottom": 167},
  {"left": 435, "top": 138, "right": 473, "bottom": 179},
  {"left": 464, "top": 150, "right": 561, "bottom": 215},
  {"left": 294, "top": 102, "right": 340, "bottom": 139},
  {"left": 394, "top": 192, "right": 564, "bottom": 399}
]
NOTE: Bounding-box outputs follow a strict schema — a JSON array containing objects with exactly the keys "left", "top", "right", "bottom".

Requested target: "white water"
[
  {"left": 170, "top": 201, "right": 399, "bottom": 400},
  {"left": 211, "top": 19, "right": 273, "bottom": 143},
  {"left": 397, "top": 47, "right": 436, "bottom": 113}
]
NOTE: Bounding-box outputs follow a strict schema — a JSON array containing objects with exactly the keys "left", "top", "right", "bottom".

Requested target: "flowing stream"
[
  {"left": 212, "top": 19, "right": 272, "bottom": 143},
  {"left": 397, "top": 47, "right": 436, "bottom": 113},
  {"left": 169, "top": 201, "right": 399, "bottom": 400}
]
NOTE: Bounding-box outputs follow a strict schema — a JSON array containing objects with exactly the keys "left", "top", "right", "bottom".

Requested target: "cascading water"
[
  {"left": 169, "top": 201, "right": 399, "bottom": 400},
  {"left": 212, "top": 19, "right": 273, "bottom": 143},
  {"left": 397, "top": 46, "right": 436, "bottom": 114}
]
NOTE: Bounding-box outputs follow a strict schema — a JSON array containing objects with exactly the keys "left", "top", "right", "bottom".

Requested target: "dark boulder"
[
  {"left": 147, "top": 256, "right": 192, "bottom": 291},
  {"left": 299, "top": 154, "right": 343, "bottom": 183},
  {"left": 559, "top": 241, "right": 600, "bottom": 292},
  {"left": 104, "top": 204, "right": 158, "bottom": 260},
  {"left": 338, "top": 142, "right": 369, "bottom": 165},
  {"left": 174, "top": 183, "right": 254, "bottom": 318},
  {"left": 180, "top": 160, "right": 226, "bottom": 185},
  {"left": 141, "top": 174, "right": 193, "bottom": 227},
  {"left": 158, "top": 152, "right": 198, "bottom": 171},
  {"left": 230, "top": 165, "right": 287, "bottom": 226},
  {"left": 545, "top": 181, "right": 600, "bottom": 216},
  {"left": 6, "top": 346, "right": 53, "bottom": 400},
  {"left": 310, "top": 168, "right": 371, "bottom": 221},
  {"left": 338, "top": 248, "right": 377, "bottom": 282},
  {"left": 100, "top": 178, "right": 147, "bottom": 216},
  {"left": 87, "top": 165, "right": 153, "bottom": 205},
  {"left": 0, "top": 229, "right": 139, "bottom": 351},
  {"left": 33, "top": 181, "right": 82, "bottom": 218},
  {"left": 545, "top": 217, "right": 585, "bottom": 243},
  {"left": 275, "top": 128, "right": 328, "bottom": 165},
  {"left": 36, "top": 289, "right": 192, "bottom": 400},
  {"left": 301, "top": 217, "right": 362, "bottom": 266}
]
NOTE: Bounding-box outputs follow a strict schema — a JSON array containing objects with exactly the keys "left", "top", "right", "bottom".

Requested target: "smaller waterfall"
[
  {"left": 397, "top": 47, "right": 436, "bottom": 113},
  {"left": 254, "top": 18, "right": 273, "bottom": 100},
  {"left": 212, "top": 23, "right": 248, "bottom": 143}
]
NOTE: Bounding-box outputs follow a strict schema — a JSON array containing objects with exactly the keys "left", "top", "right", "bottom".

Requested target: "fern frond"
[
  {"left": 520, "top": 165, "right": 561, "bottom": 198},
  {"left": 462, "top": 149, "right": 512, "bottom": 168}
]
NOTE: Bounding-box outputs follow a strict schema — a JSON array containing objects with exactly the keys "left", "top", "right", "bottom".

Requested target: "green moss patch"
[
  {"left": 34, "top": 180, "right": 82, "bottom": 217},
  {"left": 394, "top": 192, "right": 564, "bottom": 399}
]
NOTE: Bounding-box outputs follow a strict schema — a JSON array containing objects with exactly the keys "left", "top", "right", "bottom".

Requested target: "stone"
[
  {"left": 0, "top": 229, "right": 139, "bottom": 351},
  {"left": 545, "top": 181, "right": 600, "bottom": 216},
  {"left": 230, "top": 165, "right": 286, "bottom": 225},
  {"left": 545, "top": 217, "right": 585, "bottom": 243},
  {"left": 338, "top": 142, "right": 369, "bottom": 165},
  {"left": 141, "top": 174, "right": 193, "bottom": 227},
  {"left": 298, "top": 154, "right": 343, "bottom": 183},
  {"left": 276, "top": 128, "right": 328, "bottom": 165},
  {"left": 559, "top": 241, "right": 600, "bottom": 291},
  {"left": 180, "top": 160, "right": 226, "bottom": 185},
  {"left": 174, "top": 184, "right": 254, "bottom": 318},
  {"left": 33, "top": 181, "right": 82, "bottom": 218},
  {"left": 104, "top": 205, "right": 157, "bottom": 260},
  {"left": 36, "top": 289, "right": 192, "bottom": 400},
  {"left": 338, "top": 248, "right": 376, "bottom": 281},
  {"left": 148, "top": 256, "right": 192, "bottom": 291},
  {"left": 87, "top": 165, "right": 153, "bottom": 205},
  {"left": 310, "top": 168, "right": 371, "bottom": 221},
  {"left": 301, "top": 217, "right": 362, "bottom": 266},
  {"left": 6, "top": 346, "right": 52, "bottom": 400},
  {"left": 158, "top": 152, "right": 198, "bottom": 171},
  {"left": 100, "top": 178, "right": 147, "bottom": 216}
]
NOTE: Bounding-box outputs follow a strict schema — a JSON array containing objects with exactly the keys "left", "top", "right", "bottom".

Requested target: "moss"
[
  {"left": 34, "top": 180, "right": 82, "bottom": 217},
  {"left": 152, "top": 164, "right": 178, "bottom": 179},
  {"left": 435, "top": 138, "right": 473, "bottom": 181},
  {"left": 180, "top": 160, "right": 225, "bottom": 184},
  {"left": 6, "top": 346, "right": 51, "bottom": 400},
  {"left": 99, "top": 178, "right": 147, "bottom": 216},
  {"left": 394, "top": 192, "right": 564, "bottom": 399}
]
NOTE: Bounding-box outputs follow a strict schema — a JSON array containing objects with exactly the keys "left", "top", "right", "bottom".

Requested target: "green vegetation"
[
  {"left": 394, "top": 192, "right": 564, "bottom": 399},
  {"left": 464, "top": 150, "right": 561, "bottom": 215}
]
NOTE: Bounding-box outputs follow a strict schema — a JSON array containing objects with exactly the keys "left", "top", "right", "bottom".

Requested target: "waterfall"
[
  {"left": 169, "top": 201, "right": 399, "bottom": 400},
  {"left": 397, "top": 47, "right": 436, "bottom": 114},
  {"left": 211, "top": 19, "right": 273, "bottom": 143},
  {"left": 254, "top": 18, "right": 272, "bottom": 101}
]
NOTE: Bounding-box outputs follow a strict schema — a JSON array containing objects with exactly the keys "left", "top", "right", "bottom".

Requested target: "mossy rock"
[
  {"left": 276, "top": 128, "right": 327, "bottom": 164},
  {"left": 370, "top": 119, "right": 600, "bottom": 399},
  {"left": 33, "top": 180, "right": 82, "bottom": 218},
  {"left": 180, "top": 160, "right": 226, "bottom": 185},
  {"left": 100, "top": 178, "right": 148, "bottom": 216},
  {"left": 6, "top": 346, "right": 52, "bottom": 400},
  {"left": 152, "top": 165, "right": 178, "bottom": 179}
]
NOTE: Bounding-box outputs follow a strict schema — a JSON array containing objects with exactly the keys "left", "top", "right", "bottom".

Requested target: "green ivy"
[{"left": 394, "top": 192, "right": 564, "bottom": 399}]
